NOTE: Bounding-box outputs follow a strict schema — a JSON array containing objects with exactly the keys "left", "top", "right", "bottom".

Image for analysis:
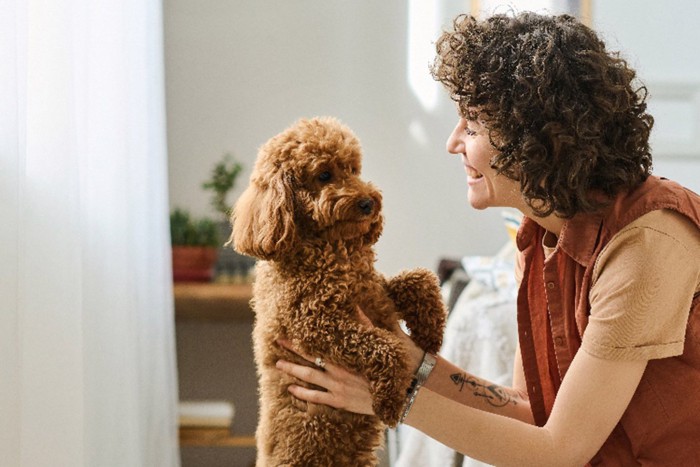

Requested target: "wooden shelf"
[
  {"left": 175, "top": 282, "right": 257, "bottom": 453},
  {"left": 174, "top": 282, "right": 253, "bottom": 320},
  {"left": 179, "top": 427, "right": 255, "bottom": 447}
]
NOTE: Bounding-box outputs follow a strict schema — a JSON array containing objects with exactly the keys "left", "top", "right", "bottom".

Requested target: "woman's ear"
[{"left": 228, "top": 171, "right": 296, "bottom": 260}]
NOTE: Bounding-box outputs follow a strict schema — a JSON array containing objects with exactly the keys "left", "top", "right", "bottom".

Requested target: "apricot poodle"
[{"left": 230, "top": 117, "right": 446, "bottom": 466}]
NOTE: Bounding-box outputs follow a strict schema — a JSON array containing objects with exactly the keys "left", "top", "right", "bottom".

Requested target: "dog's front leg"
[{"left": 386, "top": 268, "right": 447, "bottom": 355}]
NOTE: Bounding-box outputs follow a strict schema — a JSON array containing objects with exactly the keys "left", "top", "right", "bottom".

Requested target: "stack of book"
[{"left": 178, "top": 400, "right": 237, "bottom": 446}]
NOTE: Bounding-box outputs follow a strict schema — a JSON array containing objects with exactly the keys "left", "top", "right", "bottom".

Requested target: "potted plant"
[
  {"left": 170, "top": 153, "right": 243, "bottom": 282},
  {"left": 201, "top": 154, "right": 257, "bottom": 283},
  {"left": 170, "top": 208, "right": 221, "bottom": 282}
]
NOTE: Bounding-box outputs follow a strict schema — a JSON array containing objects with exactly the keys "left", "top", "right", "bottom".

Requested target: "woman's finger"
[
  {"left": 287, "top": 384, "right": 342, "bottom": 409},
  {"left": 277, "top": 339, "right": 312, "bottom": 361},
  {"left": 276, "top": 359, "right": 329, "bottom": 386},
  {"left": 277, "top": 339, "right": 340, "bottom": 372}
]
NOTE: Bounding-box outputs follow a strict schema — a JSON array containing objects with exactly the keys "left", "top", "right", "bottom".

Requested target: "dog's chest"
[
  {"left": 277, "top": 252, "right": 398, "bottom": 329},
  {"left": 295, "top": 248, "right": 374, "bottom": 284},
  {"left": 341, "top": 259, "right": 398, "bottom": 330},
  {"left": 313, "top": 256, "right": 381, "bottom": 298}
]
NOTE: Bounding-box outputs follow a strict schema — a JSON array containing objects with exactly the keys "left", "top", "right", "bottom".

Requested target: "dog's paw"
[
  {"left": 388, "top": 268, "right": 441, "bottom": 297},
  {"left": 387, "top": 268, "right": 444, "bottom": 318},
  {"left": 359, "top": 338, "right": 413, "bottom": 427},
  {"left": 387, "top": 268, "right": 447, "bottom": 354},
  {"left": 370, "top": 376, "right": 412, "bottom": 427}
]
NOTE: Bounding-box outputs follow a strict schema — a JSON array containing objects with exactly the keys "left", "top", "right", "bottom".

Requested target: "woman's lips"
[{"left": 462, "top": 157, "right": 484, "bottom": 181}]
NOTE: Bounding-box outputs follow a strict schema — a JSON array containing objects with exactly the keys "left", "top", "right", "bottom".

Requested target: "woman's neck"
[{"left": 522, "top": 209, "right": 566, "bottom": 238}]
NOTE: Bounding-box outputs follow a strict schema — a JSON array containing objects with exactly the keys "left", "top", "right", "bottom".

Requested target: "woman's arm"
[
  {"left": 405, "top": 350, "right": 646, "bottom": 466},
  {"left": 418, "top": 351, "right": 534, "bottom": 424},
  {"left": 277, "top": 317, "right": 533, "bottom": 424}
]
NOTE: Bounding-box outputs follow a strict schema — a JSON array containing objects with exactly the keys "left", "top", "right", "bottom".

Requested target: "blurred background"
[
  {"left": 165, "top": 4, "right": 700, "bottom": 464},
  {"left": 3, "top": 1, "right": 699, "bottom": 466}
]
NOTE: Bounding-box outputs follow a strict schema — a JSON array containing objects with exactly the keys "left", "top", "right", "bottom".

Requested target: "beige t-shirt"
[{"left": 516, "top": 209, "right": 700, "bottom": 361}]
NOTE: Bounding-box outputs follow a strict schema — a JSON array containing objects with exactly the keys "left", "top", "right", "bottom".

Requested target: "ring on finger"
[{"left": 314, "top": 357, "right": 326, "bottom": 369}]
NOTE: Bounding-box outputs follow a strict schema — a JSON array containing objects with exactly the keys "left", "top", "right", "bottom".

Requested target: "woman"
[{"left": 276, "top": 12, "right": 700, "bottom": 465}]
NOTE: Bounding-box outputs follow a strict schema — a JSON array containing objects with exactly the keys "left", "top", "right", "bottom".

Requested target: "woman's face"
[{"left": 446, "top": 116, "right": 524, "bottom": 211}]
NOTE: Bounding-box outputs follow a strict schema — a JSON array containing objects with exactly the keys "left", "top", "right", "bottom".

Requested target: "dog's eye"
[{"left": 318, "top": 171, "right": 332, "bottom": 183}]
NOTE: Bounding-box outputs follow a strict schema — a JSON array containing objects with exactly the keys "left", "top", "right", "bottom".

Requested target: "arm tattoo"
[{"left": 450, "top": 373, "right": 517, "bottom": 408}]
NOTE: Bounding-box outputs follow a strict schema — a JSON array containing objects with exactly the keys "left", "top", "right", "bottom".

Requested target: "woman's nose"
[{"left": 446, "top": 121, "right": 464, "bottom": 155}]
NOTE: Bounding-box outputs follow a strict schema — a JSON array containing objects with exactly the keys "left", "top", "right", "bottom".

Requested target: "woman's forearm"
[
  {"left": 421, "top": 355, "right": 534, "bottom": 424},
  {"left": 404, "top": 350, "right": 647, "bottom": 466},
  {"left": 404, "top": 387, "right": 558, "bottom": 467}
]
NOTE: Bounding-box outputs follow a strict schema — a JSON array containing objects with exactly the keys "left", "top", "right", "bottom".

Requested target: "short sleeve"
[{"left": 581, "top": 210, "right": 700, "bottom": 361}]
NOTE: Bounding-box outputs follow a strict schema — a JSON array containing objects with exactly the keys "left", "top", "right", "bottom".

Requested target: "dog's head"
[{"left": 230, "top": 117, "right": 383, "bottom": 261}]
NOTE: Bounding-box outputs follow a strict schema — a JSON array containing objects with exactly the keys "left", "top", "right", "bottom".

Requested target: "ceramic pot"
[{"left": 172, "top": 246, "right": 218, "bottom": 282}]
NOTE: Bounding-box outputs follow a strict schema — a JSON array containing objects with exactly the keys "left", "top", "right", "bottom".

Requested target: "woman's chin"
[{"left": 467, "top": 194, "right": 491, "bottom": 211}]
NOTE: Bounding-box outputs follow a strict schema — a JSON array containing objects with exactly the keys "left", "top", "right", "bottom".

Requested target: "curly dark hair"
[{"left": 431, "top": 13, "right": 654, "bottom": 218}]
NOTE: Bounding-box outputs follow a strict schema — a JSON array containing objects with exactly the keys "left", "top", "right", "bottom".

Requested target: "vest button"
[
  {"left": 547, "top": 282, "right": 555, "bottom": 289},
  {"left": 555, "top": 336, "right": 564, "bottom": 346}
]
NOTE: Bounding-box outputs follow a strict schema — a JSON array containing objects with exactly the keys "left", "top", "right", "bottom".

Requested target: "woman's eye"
[
  {"left": 464, "top": 127, "right": 477, "bottom": 136},
  {"left": 318, "top": 171, "right": 332, "bottom": 182}
]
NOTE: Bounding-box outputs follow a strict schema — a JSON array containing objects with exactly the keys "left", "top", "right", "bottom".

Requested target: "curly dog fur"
[{"left": 230, "top": 117, "right": 447, "bottom": 466}]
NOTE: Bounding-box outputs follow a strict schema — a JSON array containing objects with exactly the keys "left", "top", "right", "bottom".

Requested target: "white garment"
[
  {"left": 394, "top": 252, "right": 518, "bottom": 467},
  {"left": 0, "top": 1, "right": 179, "bottom": 465}
]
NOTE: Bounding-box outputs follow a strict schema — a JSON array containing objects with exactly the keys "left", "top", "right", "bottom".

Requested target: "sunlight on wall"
[
  {"left": 407, "top": 1, "right": 587, "bottom": 116},
  {"left": 407, "top": 0, "right": 440, "bottom": 112},
  {"left": 473, "top": 0, "right": 584, "bottom": 19},
  {"left": 408, "top": 119, "right": 430, "bottom": 147}
]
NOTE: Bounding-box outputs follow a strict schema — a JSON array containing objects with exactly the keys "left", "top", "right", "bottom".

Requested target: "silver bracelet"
[
  {"left": 414, "top": 352, "right": 437, "bottom": 386},
  {"left": 399, "top": 352, "right": 437, "bottom": 424}
]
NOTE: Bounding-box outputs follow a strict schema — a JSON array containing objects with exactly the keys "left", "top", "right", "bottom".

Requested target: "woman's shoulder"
[
  {"left": 618, "top": 208, "right": 700, "bottom": 252},
  {"left": 593, "top": 208, "right": 700, "bottom": 297}
]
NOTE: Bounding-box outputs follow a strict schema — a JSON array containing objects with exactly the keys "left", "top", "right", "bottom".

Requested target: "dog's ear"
[{"left": 228, "top": 171, "right": 296, "bottom": 260}]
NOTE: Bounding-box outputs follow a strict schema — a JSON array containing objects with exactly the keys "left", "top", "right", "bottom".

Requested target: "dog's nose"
[{"left": 358, "top": 198, "right": 374, "bottom": 215}]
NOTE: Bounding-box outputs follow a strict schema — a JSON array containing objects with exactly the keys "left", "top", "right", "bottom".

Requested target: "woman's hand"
[
  {"left": 276, "top": 339, "right": 376, "bottom": 416},
  {"left": 275, "top": 306, "right": 425, "bottom": 416}
]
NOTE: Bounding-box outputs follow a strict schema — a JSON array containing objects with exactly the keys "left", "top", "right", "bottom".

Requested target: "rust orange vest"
[{"left": 516, "top": 176, "right": 700, "bottom": 464}]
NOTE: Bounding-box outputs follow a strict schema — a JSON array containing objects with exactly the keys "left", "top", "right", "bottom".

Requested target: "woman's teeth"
[{"left": 467, "top": 166, "right": 483, "bottom": 179}]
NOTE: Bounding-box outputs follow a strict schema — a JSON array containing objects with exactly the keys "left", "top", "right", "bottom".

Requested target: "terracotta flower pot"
[{"left": 172, "top": 246, "right": 218, "bottom": 282}]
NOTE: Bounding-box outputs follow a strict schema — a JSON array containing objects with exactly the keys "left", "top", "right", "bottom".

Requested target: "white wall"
[
  {"left": 165, "top": 0, "right": 700, "bottom": 275},
  {"left": 592, "top": 0, "right": 700, "bottom": 192}
]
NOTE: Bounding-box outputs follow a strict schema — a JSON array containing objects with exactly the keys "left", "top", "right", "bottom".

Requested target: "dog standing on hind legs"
[{"left": 230, "top": 117, "right": 447, "bottom": 466}]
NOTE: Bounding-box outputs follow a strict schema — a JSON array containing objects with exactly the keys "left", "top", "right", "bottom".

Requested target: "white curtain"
[{"left": 0, "top": 0, "right": 180, "bottom": 466}]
